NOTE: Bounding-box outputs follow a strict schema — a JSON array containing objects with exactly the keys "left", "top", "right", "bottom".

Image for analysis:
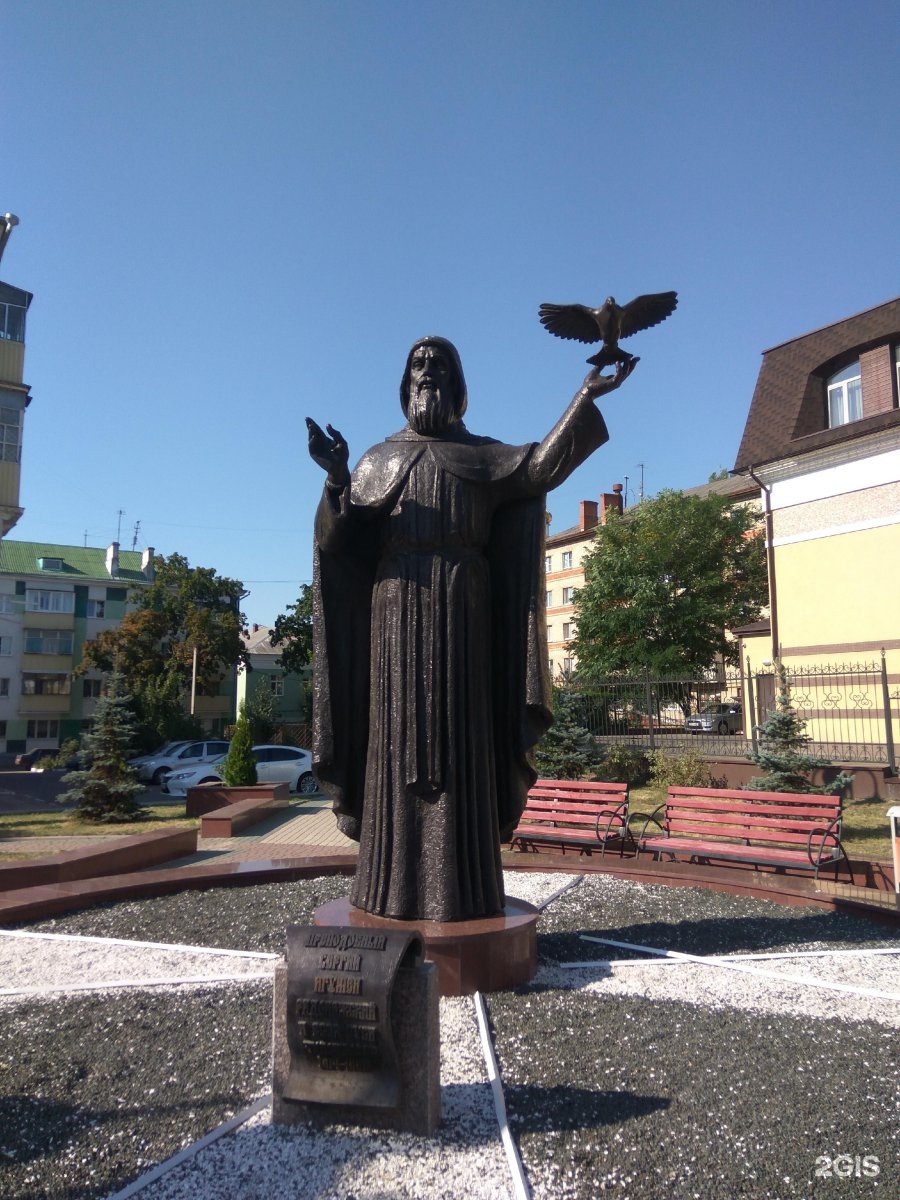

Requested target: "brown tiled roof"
[{"left": 734, "top": 297, "right": 900, "bottom": 471}]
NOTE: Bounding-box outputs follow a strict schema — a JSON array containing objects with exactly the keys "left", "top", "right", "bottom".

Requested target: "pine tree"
[
  {"left": 745, "top": 664, "right": 853, "bottom": 795},
  {"left": 59, "top": 676, "right": 143, "bottom": 822},
  {"left": 220, "top": 702, "right": 258, "bottom": 786},
  {"left": 534, "top": 689, "right": 598, "bottom": 780}
]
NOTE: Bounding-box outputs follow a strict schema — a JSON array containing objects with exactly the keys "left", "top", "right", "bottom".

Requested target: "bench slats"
[
  {"left": 636, "top": 784, "right": 846, "bottom": 879},
  {"left": 511, "top": 778, "right": 629, "bottom": 856}
]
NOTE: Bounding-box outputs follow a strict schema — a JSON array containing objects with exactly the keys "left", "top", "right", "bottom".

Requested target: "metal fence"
[{"left": 561, "top": 658, "right": 898, "bottom": 768}]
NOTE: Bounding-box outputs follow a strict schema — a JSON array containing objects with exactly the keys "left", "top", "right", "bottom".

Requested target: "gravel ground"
[{"left": 1, "top": 872, "right": 897, "bottom": 1199}]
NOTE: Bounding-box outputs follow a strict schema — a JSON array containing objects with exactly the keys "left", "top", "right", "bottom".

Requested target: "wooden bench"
[
  {"left": 632, "top": 785, "right": 847, "bottom": 880},
  {"left": 199, "top": 785, "right": 290, "bottom": 838},
  {"left": 510, "top": 779, "right": 630, "bottom": 856}
]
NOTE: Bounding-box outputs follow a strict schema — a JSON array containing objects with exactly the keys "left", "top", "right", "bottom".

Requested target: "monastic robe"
[{"left": 312, "top": 399, "right": 607, "bottom": 921}]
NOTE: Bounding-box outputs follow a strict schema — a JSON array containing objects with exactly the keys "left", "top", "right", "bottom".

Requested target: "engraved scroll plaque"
[{"left": 283, "top": 925, "right": 424, "bottom": 1108}]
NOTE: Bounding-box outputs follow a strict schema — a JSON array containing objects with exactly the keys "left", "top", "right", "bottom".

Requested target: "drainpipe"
[{"left": 747, "top": 465, "right": 779, "bottom": 660}]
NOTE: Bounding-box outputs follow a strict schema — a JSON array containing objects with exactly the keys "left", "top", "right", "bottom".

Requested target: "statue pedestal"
[{"left": 314, "top": 897, "right": 539, "bottom": 997}]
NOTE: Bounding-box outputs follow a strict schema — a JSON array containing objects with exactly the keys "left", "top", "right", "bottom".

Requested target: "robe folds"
[{"left": 312, "top": 403, "right": 607, "bottom": 922}]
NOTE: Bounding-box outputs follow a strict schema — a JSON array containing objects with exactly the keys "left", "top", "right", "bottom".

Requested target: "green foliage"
[
  {"left": 79, "top": 552, "right": 248, "bottom": 747},
  {"left": 646, "top": 747, "right": 717, "bottom": 790},
  {"left": 533, "top": 689, "right": 598, "bottom": 780},
  {"left": 59, "top": 676, "right": 143, "bottom": 822},
  {"left": 46, "top": 738, "right": 82, "bottom": 769},
  {"left": 745, "top": 665, "right": 854, "bottom": 795},
  {"left": 245, "top": 683, "right": 276, "bottom": 743},
  {"left": 270, "top": 584, "right": 313, "bottom": 676},
  {"left": 596, "top": 744, "right": 648, "bottom": 784},
  {"left": 220, "top": 703, "right": 257, "bottom": 786},
  {"left": 571, "top": 490, "right": 767, "bottom": 678}
]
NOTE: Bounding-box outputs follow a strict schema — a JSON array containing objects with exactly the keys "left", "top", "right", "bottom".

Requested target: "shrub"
[
  {"left": 220, "top": 703, "right": 258, "bottom": 787},
  {"left": 596, "top": 745, "right": 648, "bottom": 784},
  {"left": 646, "top": 747, "right": 716, "bottom": 790}
]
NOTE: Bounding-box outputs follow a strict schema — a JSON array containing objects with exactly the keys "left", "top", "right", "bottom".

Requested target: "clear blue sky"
[{"left": 5, "top": 1, "right": 899, "bottom": 624}]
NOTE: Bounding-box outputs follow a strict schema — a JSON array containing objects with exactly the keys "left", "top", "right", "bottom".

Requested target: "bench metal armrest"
[
  {"left": 629, "top": 804, "right": 666, "bottom": 844},
  {"left": 596, "top": 800, "right": 628, "bottom": 842},
  {"left": 807, "top": 815, "right": 845, "bottom": 871}
]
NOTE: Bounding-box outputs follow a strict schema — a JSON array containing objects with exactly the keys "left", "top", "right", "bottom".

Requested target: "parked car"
[
  {"left": 130, "top": 739, "right": 231, "bottom": 784},
  {"left": 12, "top": 748, "right": 79, "bottom": 768},
  {"left": 685, "top": 702, "right": 743, "bottom": 735},
  {"left": 161, "top": 744, "right": 316, "bottom": 797}
]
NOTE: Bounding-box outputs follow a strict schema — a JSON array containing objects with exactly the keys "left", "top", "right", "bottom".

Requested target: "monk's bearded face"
[{"left": 407, "top": 345, "right": 459, "bottom": 435}]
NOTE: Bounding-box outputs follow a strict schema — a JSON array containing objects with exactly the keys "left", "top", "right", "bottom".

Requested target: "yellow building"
[{"left": 734, "top": 297, "right": 900, "bottom": 756}]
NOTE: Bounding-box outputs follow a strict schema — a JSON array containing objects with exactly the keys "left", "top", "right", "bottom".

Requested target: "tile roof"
[
  {"left": 0, "top": 540, "right": 150, "bottom": 584},
  {"left": 735, "top": 297, "right": 900, "bottom": 471}
]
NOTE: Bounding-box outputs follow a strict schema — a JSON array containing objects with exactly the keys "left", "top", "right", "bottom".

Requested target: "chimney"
[
  {"left": 579, "top": 500, "right": 599, "bottom": 531},
  {"left": 600, "top": 483, "right": 624, "bottom": 524},
  {"left": 141, "top": 546, "right": 155, "bottom": 581},
  {"left": 252, "top": 623, "right": 259, "bottom": 633},
  {"left": 105, "top": 542, "right": 120, "bottom": 577}
]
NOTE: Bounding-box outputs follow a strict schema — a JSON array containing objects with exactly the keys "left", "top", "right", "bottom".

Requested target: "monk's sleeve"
[{"left": 525, "top": 392, "right": 609, "bottom": 490}]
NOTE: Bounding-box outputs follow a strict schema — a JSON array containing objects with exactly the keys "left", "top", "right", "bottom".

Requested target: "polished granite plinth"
[{"left": 314, "top": 896, "right": 539, "bottom": 996}]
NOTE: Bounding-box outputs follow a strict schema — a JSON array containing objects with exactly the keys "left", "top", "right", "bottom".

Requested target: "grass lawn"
[
  {"left": 627, "top": 784, "right": 892, "bottom": 863},
  {"left": 0, "top": 806, "right": 197, "bottom": 843}
]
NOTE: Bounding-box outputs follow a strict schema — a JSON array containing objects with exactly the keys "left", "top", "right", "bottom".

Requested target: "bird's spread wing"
[
  {"left": 538, "top": 302, "right": 602, "bottom": 344},
  {"left": 618, "top": 291, "right": 678, "bottom": 339}
]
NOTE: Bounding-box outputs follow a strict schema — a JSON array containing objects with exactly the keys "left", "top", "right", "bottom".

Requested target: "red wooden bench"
[
  {"left": 510, "top": 779, "right": 630, "bottom": 856},
  {"left": 631, "top": 785, "right": 847, "bottom": 881}
]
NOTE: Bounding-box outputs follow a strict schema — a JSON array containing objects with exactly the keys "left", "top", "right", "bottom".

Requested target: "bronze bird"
[{"left": 539, "top": 291, "right": 678, "bottom": 369}]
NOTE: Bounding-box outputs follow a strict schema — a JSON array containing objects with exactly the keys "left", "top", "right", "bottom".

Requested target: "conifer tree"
[
  {"left": 59, "top": 676, "right": 143, "bottom": 822},
  {"left": 220, "top": 702, "right": 258, "bottom": 786},
  {"left": 534, "top": 688, "right": 598, "bottom": 780},
  {"left": 745, "top": 664, "right": 853, "bottom": 794}
]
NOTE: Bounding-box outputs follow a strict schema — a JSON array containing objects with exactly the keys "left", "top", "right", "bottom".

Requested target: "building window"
[
  {"left": 83, "top": 678, "right": 103, "bottom": 698},
  {"left": 544, "top": 555, "right": 552, "bottom": 572},
  {"left": 0, "top": 407, "right": 21, "bottom": 463},
  {"left": 26, "top": 588, "right": 74, "bottom": 614},
  {"left": 562, "top": 586, "right": 575, "bottom": 604},
  {"left": 0, "top": 594, "right": 17, "bottom": 614},
  {"left": 86, "top": 599, "right": 105, "bottom": 618},
  {"left": 545, "top": 590, "right": 553, "bottom": 607},
  {"left": 24, "top": 629, "right": 73, "bottom": 655},
  {"left": 27, "top": 718, "right": 59, "bottom": 739},
  {"left": 562, "top": 658, "right": 573, "bottom": 675},
  {"left": 827, "top": 362, "right": 862, "bottom": 427},
  {"left": 562, "top": 622, "right": 572, "bottom": 640},
  {"left": 22, "top": 673, "right": 71, "bottom": 696},
  {"left": 0, "top": 678, "right": 8, "bottom": 696},
  {"left": 0, "top": 302, "right": 26, "bottom": 343},
  {"left": 0, "top": 637, "right": 11, "bottom": 656},
  {"left": 269, "top": 675, "right": 284, "bottom": 697},
  {"left": 562, "top": 551, "right": 573, "bottom": 569},
  {"left": 895, "top": 345, "right": 900, "bottom": 399}
]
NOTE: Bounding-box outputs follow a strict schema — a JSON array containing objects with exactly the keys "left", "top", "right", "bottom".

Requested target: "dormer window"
[
  {"left": 38, "top": 556, "right": 63, "bottom": 572},
  {"left": 827, "top": 362, "right": 862, "bottom": 428}
]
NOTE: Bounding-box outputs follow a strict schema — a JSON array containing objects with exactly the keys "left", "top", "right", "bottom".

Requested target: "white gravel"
[{"left": 2, "top": 870, "right": 897, "bottom": 1200}]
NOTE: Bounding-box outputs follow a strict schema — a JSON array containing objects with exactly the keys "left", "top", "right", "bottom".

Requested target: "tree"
[
  {"left": 745, "top": 664, "right": 853, "bottom": 795},
  {"left": 269, "top": 584, "right": 313, "bottom": 675},
  {"left": 570, "top": 489, "right": 767, "bottom": 679},
  {"left": 59, "top": 676, "right": 143, "bottom": 822},
  {"left": 79, "top": 553, "right": 249, "bottom": 746},
  {"left": 220, "top": 702, "right": 257, "bottom": 786},
  {"left": 534, "top": 688, "right": 598, "bottom": 780}
]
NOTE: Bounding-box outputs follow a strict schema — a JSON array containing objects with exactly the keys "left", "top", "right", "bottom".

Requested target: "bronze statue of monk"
[{"left": 308, "top": 336, "right": 634, "bottom": 922}]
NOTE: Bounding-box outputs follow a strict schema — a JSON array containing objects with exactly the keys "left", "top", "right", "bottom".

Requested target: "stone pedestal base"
[
  {"left": 314, "top": 897, "right": 539, "bottom": 996},
  {"left": 272, "top": 958, "right": 441, "bottom": 1135}
]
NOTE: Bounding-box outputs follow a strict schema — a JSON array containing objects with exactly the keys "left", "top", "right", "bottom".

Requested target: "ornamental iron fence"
[{"left": 560, "top": 657, "right": 897, "bottom": 769}]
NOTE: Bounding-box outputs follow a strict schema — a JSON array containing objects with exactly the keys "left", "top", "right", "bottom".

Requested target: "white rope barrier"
[
  {"left": 562, "top": 935, "right": 900, "bottom": 1001},
  {"left": 474, "top": 990, "right": 531, "bottom": 1200}
]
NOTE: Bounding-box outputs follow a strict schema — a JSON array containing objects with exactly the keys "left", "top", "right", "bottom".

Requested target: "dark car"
[
  {"left": 14, "top": 747, "right": 81, "bottom": 769},
  {"left": 685, "top": 702, "right": 743, "bottom": 735}
]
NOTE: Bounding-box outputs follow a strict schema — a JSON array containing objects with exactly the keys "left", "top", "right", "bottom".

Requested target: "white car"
[
  {"left": 161, "top": 744, "right": 316, "bottom": 797},
  {"left": 129, "top": 739, "right": 231, "bottom": 785}
]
